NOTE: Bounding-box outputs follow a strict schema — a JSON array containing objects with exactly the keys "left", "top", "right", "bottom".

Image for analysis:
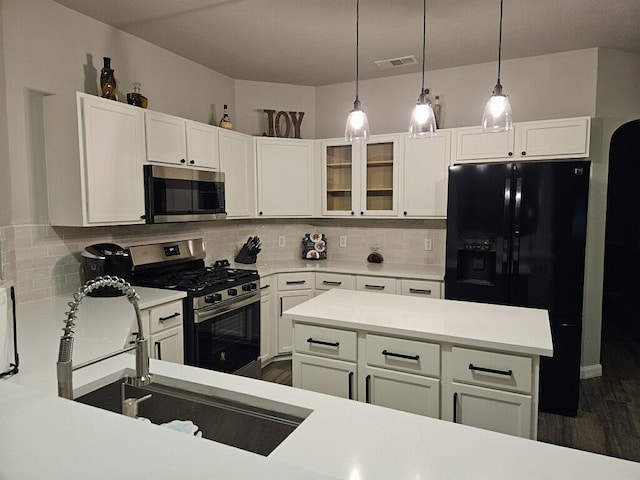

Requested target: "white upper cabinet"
[
  {"left": 145, "top": 110, "right": 220, "bottom": 170},
  {"left": 454, "top": 117, "right": 590, "bottom": 163},
  {"left": 256, "top": 138, "right": 314, "bottom": 217},
  {"left": 218, "top": 129, "right": 256, "bottom": 218},
  {"left": 321, "top": 134, "right": 400, "bottom": 217},
  {"left": 401, "top": 131, "right": 451, "bottom": 218},
  {"left": 43, "top": 92, "right": 146, "bottom": 226}
]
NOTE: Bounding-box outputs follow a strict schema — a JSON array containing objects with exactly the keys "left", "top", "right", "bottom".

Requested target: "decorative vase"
[
  {"left": 127, "top": 82, "right": 148, "bottom": 108},
  {"left": 100, "top": 57, "right": 118, "bottom": 100}
]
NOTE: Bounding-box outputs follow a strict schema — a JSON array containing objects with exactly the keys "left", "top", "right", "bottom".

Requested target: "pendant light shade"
[
  {"left": 409, "top": 0, "right": 437, "bottom": 138},
  {"left": 345, "top": 0, "right": 369, "bottom": 142},
  {"left": 482, "top": 0, "right": 513, "bottom": 132}
]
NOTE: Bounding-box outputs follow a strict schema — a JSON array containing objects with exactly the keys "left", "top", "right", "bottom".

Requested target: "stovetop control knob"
[
  {"left": 242, "top": 284, "right": 252, "bottom": 292},
  {"left": 228, "top": 288, "right": 238, "bottom": 296},
  {"left": 249, "top": 282, "right": 257, "bottom": 290},
  {"left": 205, "top": 293, "right": 223, "bottom": 303}
]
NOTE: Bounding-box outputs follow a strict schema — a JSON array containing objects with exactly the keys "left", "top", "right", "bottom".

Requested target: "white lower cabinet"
[
  {"left": 314, "top": 272, "right": 355, "bottom": 293},
  {"left": 400, "top": 279, "right": 442, "bottom": 299},
  {"left": 278, "top": 291, "right": 313, "bottom": 354},
  {"left": 356, "top": 275, "right": 397, "bottom": 294},
  {"left": 133, "top": 299, "right": 184, "bottom": 365},
  {"left": 364, "top": 366, "right": 439, "bottom": 418},
  {"left": 150, "top": 327, "right": 184, "bottom": 364},
  {"left": 293, "top": 353, "right": 356, "bottom": 400},
  {"left": 451, "top": 382, "right": 532, "bottom": 438}
]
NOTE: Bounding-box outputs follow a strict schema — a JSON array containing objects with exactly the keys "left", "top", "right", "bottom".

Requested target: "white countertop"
[
  {"left": 2, "top": 288, "right": 639, "bottom": 479},
  {"left": 247, "top": 259, "right": 444, "bottom": 281},
  {"left": 284, "top": 289, "right": 554, "bottom": 356}
]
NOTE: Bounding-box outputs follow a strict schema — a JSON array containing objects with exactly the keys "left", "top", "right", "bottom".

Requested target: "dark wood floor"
[{"left": 261, "top": 323, "right": 640, "bottom": 463}]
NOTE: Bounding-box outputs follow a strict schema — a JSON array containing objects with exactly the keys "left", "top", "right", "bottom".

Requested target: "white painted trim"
[{"left": 580, "top": 364, "right": 602, "bottom": 379}]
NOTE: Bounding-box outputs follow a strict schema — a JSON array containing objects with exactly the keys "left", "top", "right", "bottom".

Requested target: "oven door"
[
  {"left": 192, "top": 295, "right": 260, "bottom": 376},
  {"left": 144, "top": 165, "right": 226, "bottom": 223}
]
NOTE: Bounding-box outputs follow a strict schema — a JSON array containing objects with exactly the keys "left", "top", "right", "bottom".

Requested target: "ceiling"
[{"left": 54, "top": 0, "right": 640, "bottom": 87}]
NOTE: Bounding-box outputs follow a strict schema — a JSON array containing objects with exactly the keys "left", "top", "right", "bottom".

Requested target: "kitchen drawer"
[
  {"left": 315, "top": 272, "right": 354, "bottom": 291},
  {"left": 148, "top": 300, "right": 183, "bottom": 334},
  {"left": 356, "top": 275, "right": 397, "bottom": 294},
  {"left": 278, "top": 272, "right": 314, "bottom": 291},
  {"left": 451, "top": 347, "right": 533, "bottom": 394},
  {"left": 293, "top": 323, "right": 357, "bottom": 361},
  {"left": 400, "top": 279, "right": 441, "bottom": 298},
  {"left": 366, "top": 334, "right": 440, "bottom": 377}
]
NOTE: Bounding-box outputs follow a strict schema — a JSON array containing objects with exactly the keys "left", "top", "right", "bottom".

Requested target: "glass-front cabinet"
[{"left": 321, "top": 134, "right": 399, "bottom": 217}]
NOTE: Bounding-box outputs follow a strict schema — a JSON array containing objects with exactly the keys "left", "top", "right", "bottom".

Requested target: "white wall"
[
  {"left": 315, "top": 49, "right": 599, "bottom": 138},
  {"left": 234, "top": 80, "right": 316, "bottom": 138},
  {"left": 0, "top": 2, "right": 10, "bottom": 228},
  {"left": 2, "top": 0, "right": 235, "bottom": 225}
]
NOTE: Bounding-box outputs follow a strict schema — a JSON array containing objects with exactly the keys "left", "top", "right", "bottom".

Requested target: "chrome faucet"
[{"left": 56, "top": 276, "right": 152, "bottom": 399}]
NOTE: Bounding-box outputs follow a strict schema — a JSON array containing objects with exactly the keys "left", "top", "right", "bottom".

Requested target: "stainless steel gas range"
[{"left": 129, "top": 239, "right": 261, "bottom": 378}]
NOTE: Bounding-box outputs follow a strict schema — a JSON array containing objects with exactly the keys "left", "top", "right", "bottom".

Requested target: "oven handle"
[{"left": 194, "top": 293, "right": 260, "bottom": 324}]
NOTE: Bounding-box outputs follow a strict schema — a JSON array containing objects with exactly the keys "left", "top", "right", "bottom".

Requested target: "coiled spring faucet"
[{"left": 57, "top": 276, "right": 152, "bottom": 399}]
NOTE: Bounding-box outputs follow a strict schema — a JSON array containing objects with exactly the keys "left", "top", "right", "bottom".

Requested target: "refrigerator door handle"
[
  {"left": 512, "top": 177, "right": 523, "bottom": 273},
  {"left": 502, "top": 178, "right": 512, "bottom": 274}
]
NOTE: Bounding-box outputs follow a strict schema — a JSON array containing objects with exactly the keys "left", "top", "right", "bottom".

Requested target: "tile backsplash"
[{"left": 0, "top": 219, "right": 445, "bottom": 304}]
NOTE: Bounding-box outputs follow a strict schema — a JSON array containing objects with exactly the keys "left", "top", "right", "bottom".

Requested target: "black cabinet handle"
[
  {"left": 364, "top": 284, "right": 385, "bottom": 290},
  {"left": 365, "top": 374, "right": 371, "bottom": 403},
  {"left": 351, "top": 211, "right": 355, "bottom": 215},
  {"left": 409, "top": 288, "right": 432, "bottom": 295},
  {"left": 468, "top": 363, "right": 513, "bottom": 376},
  {"left": 521, "top": 151, "right": 527, "bottom": 156},
  {"left": 158, "top": 312, "right": 181, "bottom": 322},
  {"left": 403, "top": 211, "right": 408, "bottom": 216},
  {"left": 453, "top": 392, "right": 458, "bottom": 423},
  {"left": 155, "top": 341, "right": 162, "bottom": 360},
  {"left": 286, "top": 280, "right": 306, "bottom": 285},
  {"left": 382, "top": 349, "right": 420, "bottom": 361},
  {"left": 508, "top": 152, "right": 513, "bottom": 157},
  {"left": 189, "top": 159, "right": 195, "bottom": 164},
  {"left": 307, "top": 337, "right": 340, "bottom": 347},
  {"left": 348, "top": 371, "right": 354, "bottom": 400},
  {"left": 259, "top": 284, "right": 270, "bottom": 290},
  {"left": 180, "top": 158, "right": 186, "bottom": 163},
  {"left": 280, "top": 297, "right": 283, "bottom": 316},
  {"left": 259, "top": 211, "right": 263, "bottom": 216},
  {"left": 360, "top": 211, "right": 364, "bottom": 215},
  {"left": 140, "top": 214, "right": 146, "bottom": 220},
  {"left": 322, "top": 280, "right": 342, "bottom": 286}
]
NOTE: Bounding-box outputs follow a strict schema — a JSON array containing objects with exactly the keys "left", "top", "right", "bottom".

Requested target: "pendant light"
[
  {"left": 482, "top": 0, "right": 513, "bottom": 132},
  {"left": 409, "top": 0, "right": 437, "bottom": 138},
  {"left": 345, "top": 0, "right": 370, "bottom": 142}
]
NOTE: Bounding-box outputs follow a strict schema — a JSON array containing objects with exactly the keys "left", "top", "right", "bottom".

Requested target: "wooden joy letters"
[{"left": 264, "top": 109, "right": 305, "bottom": 138}]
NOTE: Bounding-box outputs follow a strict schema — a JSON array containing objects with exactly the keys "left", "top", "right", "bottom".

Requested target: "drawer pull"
[
  {"left": 365, "top": 374, "right": 371, "bottom": 403},
  {"left": 159, "top": 312, "right": 181, "bottom": 322},
  {"left": 364, "top": 284, "right": 385, "bottom": 290},
  {"left": 453, "top": 392, "right": 458, "bottom": 423},
  {"left": 348, "top": 371, "right": 354, "bottom": 400},
  {"left": 286, "top": 280, "right": 306, "bottom": 285},
  {"left": 409, "top": 288, "right": 432, "bottom": 295},
  {"left": 307, "top": 337, "right": 340, "bottom": 348},
  {"left": 260, "top": 284, "right": 270, "bottom": 290},
  {"left": 382, "top": 349, "right": 420, "bottom": 361},
  {"left": 468, "top": 363, "right": 513, "bottom": 376},
  {"left": 322, "top": 280, "right": 342, "bottom": 286}
]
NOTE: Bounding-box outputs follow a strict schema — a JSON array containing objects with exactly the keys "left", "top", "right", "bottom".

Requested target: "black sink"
[{"left": 76, "top": 378, "right": 310, "bottom": 456}]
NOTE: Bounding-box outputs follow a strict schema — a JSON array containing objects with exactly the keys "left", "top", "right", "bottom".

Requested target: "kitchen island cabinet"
[
  {"left": 284, "top": 288, "right": 552, "bottom": 439},
  {"left": 43, "top": 92, "right": 146, "bottom": 226}
]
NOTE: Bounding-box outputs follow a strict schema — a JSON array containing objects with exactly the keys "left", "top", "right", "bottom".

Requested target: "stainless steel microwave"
[{"left": 143, "top": 165, "right": 226, "bottom": 223}]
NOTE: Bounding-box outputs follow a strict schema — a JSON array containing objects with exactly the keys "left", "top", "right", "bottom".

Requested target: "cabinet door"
[
  {"left": 256, "top": 138, "right": 314, "bottom": 217},
  {"left": 516, "top": 117, "right": 590, "bottom": 159},
  {"left": 185, "top": 121, "right": 220, "bottom": 170},
  {"left": 82, "top": 97, "right": 146, "bottom": 224},
  {"left": 293, "top": 353, "right": 357, "bottom": 400},
  {"left": 150, "top": 326, "right": 184, "bottom": 364},
  {"left": 364, "top": 366, "right": 440, "bottom": 418},
  {"left": 145, "top": 111, "right": 187, "bottom": 165},
  {"left": 451, "top": 382, "right": 532, "bottom": 438},
  {"left": 260, "top": 280, "right": 275, "bottom": 363},
  {"left": 360, "top": 135, "right": 400, "bottom": 216},
  {"left": 454, "top": 126, "right": 515, "bottom": 162},
  {"left": 321, "top": 140, "right": 359, "bottom": 216},
  {"left": 402, "top": 131, "right": 450, "bottom": 217},
  {"left": 219, "top": 129, "right": 255, "bottom": 218},
  {"left": 278, "top": 291, "right": 313, "bottom": 353}
]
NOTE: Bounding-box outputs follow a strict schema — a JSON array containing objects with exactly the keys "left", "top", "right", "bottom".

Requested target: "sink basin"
[{"left": 75, "top": 376, "right": 311, "bottom": 456}]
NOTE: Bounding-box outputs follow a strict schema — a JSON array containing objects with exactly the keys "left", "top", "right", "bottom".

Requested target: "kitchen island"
[
  {"left": 1, "top": 290, "right": 639, "bottom": 479},
  {"left": 284, "top": 288, "right": 553, "bottom": 439}
]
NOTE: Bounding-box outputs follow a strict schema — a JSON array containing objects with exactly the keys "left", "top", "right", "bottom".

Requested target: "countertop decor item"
[
  {"left": 127, "top": 82, "right": 148, "bottom": 108},
  {"left": 302, "top": 234, "right": 327, "bottom": 260},
  {"left": 100, "top": 57, "right": 118, "bottom": 101},
  {"left": 367, "top": 251, "right": 383, "bottom": 263}
]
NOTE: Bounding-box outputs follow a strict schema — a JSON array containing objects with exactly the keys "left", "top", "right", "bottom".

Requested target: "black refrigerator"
[{"left": 445, "top": 160, "right": 590, "bottom": 416}]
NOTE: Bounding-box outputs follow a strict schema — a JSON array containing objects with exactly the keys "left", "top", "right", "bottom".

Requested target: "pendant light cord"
[
  {"left": 497, "top": 0, "right": 503, "bottom": 85},
  {"left": 355, "top": 0, "right": 360, "bottom": 103},
  {"left": 420, "top": 0, "right": 426, "bottom": 94}
]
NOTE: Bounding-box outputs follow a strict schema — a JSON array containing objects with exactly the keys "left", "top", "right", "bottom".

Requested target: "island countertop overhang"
[{"left": 283, "top": 289, "right": 553, "bottom": 357}]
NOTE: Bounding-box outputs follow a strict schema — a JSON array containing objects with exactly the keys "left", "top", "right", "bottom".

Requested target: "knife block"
[{"left": 234, "top": 244, "right": 257, "bottom": 264}]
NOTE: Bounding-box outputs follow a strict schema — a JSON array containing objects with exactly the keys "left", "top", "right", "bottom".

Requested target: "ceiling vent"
[{"left": 374, "top": 55, "right": 417, "bottom": 70}]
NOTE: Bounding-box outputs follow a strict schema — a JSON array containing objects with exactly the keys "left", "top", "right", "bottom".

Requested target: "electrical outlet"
[
  {"left": 425, "top": 238, "right": 433, "bottom": 251},
  {"left": 339, "top": 236, "right": 347, "bottom": 248},
  {"left": 278, "top": 235, "right": 286, "bottom": 247}
]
